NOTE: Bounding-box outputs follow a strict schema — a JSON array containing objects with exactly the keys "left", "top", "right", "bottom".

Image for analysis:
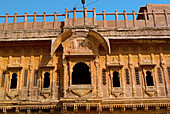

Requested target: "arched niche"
[{"left": 51, "top": 29, "right": 110, "bottom": 56}]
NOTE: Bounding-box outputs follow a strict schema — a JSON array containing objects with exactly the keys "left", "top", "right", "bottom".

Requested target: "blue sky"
[
  {"left": 0, "top": 0, "right": 169, "bottom": 22},
  {"left": 1, "top": 0, "right": 169, "bottom": 15}
]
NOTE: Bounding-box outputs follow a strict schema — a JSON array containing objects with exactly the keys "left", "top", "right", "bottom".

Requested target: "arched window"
[
  {"left": 10, "top": 73, "right": 17, "bottom": 89},
  {"left": 146, "top": 71, "right": 154, "bottom": 86},
  {"left": 43, "top": 72, "right": 50, "bottom": 88},
  {"left": 72, "top": 62, "right": 91, "bottom": 85},
  {"left": 113, "top": 71, "right": 120, "bottom": 87}
]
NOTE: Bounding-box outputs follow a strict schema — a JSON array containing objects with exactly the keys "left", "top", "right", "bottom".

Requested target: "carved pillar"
[
  {"left": 28, "top": 68, "right": 33, "bottom": 100},
  {"left": 129, "top": 54, "right": 135, "bottom": 97},
  {"left": 63, "top": 59, "right": 68, "bottom": 97},
  {"left": 160, "top": 53, "right": 170, "bottom": 97},
  {"left": 119, "top": 54, "right": 125, "bottom": 97},
  {"left": 28, "top": 55, "right": 34, "bottom": 100},
  {"left": 50, "top": 69, "right": 54, "bottom": 99},
  {"left": 151, "top": 53, "right": 159, "bottom": 94},
  {"left": 95, "top": 56, "right": 102, "bottom": 97}
]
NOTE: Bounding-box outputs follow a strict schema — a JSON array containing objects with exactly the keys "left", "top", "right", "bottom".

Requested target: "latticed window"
[
  {"left": 125, "top": 69, "right": 130, "bottom": 85},
  {"left": 1, "top": 71, "right": 6, "bottom": 87},
  {"left": 57, "top": 70, "right": 60, "bottom": 86},
  {"left": 34, "top": 70, "right": 38, "bottom": 86},
  {"left": 157, "top": 67, "right": 163, "bottom": 84},
  {"left": 102, "top": 69, "right": 106, "bottom": 85},
  {"left": 135, "top": 67, "right": 140, "bottom": 85},
  {"left": 23, "top": 70, "right": 28, "bottom": 87},
  {"left": 167, "top": 67, "right": 170, "bottom": 80}
]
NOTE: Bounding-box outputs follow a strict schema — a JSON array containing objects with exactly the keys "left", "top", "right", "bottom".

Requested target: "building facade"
[{"left": 0, "top": 4, "right": 170, "bottom": 113}]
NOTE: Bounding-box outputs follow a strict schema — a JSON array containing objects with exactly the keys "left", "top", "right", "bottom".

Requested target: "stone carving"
[
  {"left": 142, "top": 58, "right": 151, "bottom": 64},
  {"left": 12, "top": 57, "right": 20, "bottom": 65},
  {"left": 65, "top": 38, "right": 96, "bottom": 55}
]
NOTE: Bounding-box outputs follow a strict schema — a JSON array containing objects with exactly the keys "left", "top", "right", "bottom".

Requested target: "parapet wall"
[{"left": 0, "top": 4, "right": 170, "bottom": 31}]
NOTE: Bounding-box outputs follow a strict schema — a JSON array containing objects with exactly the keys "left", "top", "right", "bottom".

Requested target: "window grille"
[
  {"left": 125, "top": 69, "right": 130, "bottom": 85},
  {"left": 34, "top": 70, "right": 38, "bottom": 86},
  {"left": 23, "top": 70, "right": 28, "bottom": 87},
  {"left": 57, "top": 70, "right": 60, "bottom": 86},
  {"left": 102, "top": 69, "right": 106, "bottom": 85},
  {"left": 157, "top": 67, "right": 163, "bottom": 83},
  {"left": 167, "top": 67, "right": 170, "bottom": 80},
  {"left": 135, "top": 67, "right": 140, "bottom": 85},
  {"left": 1, "top": 71, "right": 6, "bottom": 87}
]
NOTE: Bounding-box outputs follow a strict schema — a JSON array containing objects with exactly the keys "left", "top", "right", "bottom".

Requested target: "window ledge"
[
  {"left": 68, "top": 85, "right": 93, "bottom": 97},
  {"left": 111, "top": 88, "right": 123, "bottom": 98},
  {"left": 145, "top": 87, "right": 157, "bottom": 97}
]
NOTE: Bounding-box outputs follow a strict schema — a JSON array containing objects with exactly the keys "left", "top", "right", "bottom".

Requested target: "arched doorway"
[{"left": 72, "top": 62, "right": 91, "bottom": 85}]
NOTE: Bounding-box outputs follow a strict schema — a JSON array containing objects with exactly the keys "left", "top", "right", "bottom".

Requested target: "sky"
[{"left": 0, "top": 0, "right": 170, "bottom": 22}]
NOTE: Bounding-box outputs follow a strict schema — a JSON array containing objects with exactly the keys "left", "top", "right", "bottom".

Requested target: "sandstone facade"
[{"left": 0, "top": 4, "right": 170, "bottom": 113}]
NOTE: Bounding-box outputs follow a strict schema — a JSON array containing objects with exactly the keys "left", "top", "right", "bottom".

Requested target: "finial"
[{"left": 81, "top": 0, "right": 85, "bottom": 9}]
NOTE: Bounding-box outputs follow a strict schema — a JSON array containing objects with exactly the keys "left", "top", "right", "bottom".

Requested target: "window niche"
[
  {"left": 111, "top": 70, "right": 122, "bottom": 98},
  {"left": 43, "top": 72, "right": 50, "bottom": 88},
  {"left": 10, "top": 73, "right": 17, "bottom": 89}
]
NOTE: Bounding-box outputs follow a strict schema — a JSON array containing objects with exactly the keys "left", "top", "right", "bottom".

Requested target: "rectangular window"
[
  {"left": 34, "top": 70, "right": 38, "bottom": 86},
  {"left": 135, "top": 67, "right": 140, "bottom": 85},
  {"left": 1, "top": 71, "right": 6, "bottom": 87},
  {"left": 23, "top": 70, "right": 28, "bottom": 87}
]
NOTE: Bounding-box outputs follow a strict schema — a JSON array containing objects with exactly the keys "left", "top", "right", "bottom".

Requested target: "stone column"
[
  {"left": 28, "top": 55, "right": 34, "bottom": 100},
  {"left": 119, "top": 54, "right": 125, "bottom": 97},
  {"left": 160, "top": 53, "right": 170, "bottom": 97},
  {"left": 63, "top": 59, "right": 68, "bottom": 98},
  {"left": 95, "top": 56, "right": 102, "bottom": 97},
  {"left": 129, "top": 54, "right": 135, "bottom": 97}
]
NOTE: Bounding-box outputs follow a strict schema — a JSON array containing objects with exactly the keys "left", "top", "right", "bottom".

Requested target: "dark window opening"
[
  {"left": 146, "top": 71, "right": 154, "bottom": 86},
  {"left": 10, "top": 73, "right": 17, "bottom": 89},
  {"left": 72, "top": 62, "right": 91, "bottom": 85},
  {"left": 43, "top": 72, "right": 50, "bottom": 88},
  {"left": 113, "top": 71, "right": 120, "bottom": 87}
]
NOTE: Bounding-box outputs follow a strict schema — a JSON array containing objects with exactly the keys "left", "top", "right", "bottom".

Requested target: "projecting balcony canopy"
[{"left": 51, "top": 29, "right": 111, "bottom": 56}]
